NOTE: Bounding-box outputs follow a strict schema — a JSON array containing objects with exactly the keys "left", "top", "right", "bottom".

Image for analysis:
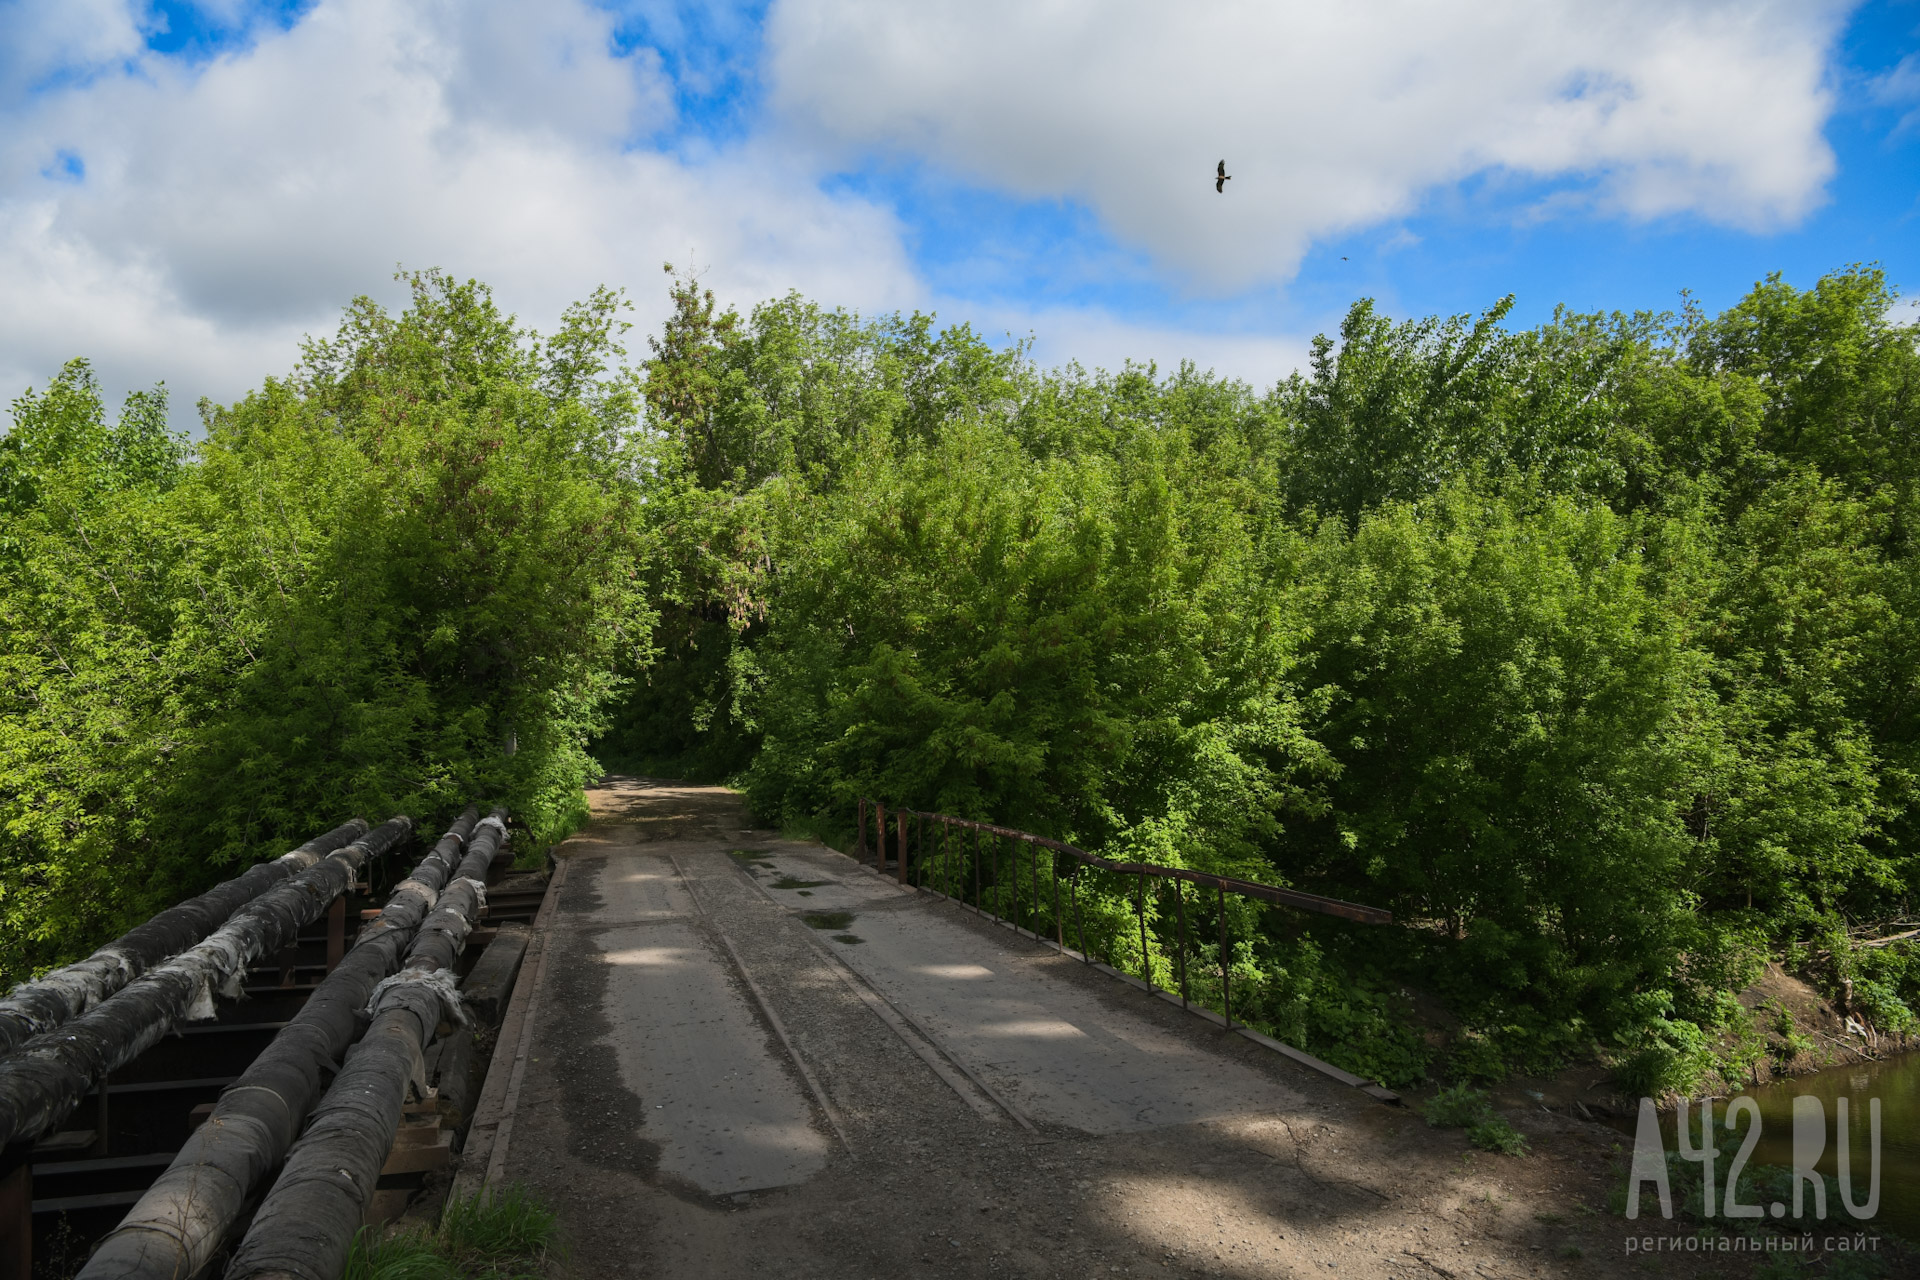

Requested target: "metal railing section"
[{"left": 855, "top": 797, "right": 1390, "bottom": 1031}]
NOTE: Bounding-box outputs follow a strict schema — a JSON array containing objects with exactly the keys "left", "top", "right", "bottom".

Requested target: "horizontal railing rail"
[{"left": 855, "top": 798, "right": 1390, "bottom": 1032}]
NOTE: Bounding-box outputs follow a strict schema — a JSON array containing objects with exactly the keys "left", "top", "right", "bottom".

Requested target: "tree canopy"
[
  {"left": 604, "top": 264, "right": 1920, "bottom": 1088},
  {"left": 0, "top": 271, "right": 653, "bottom": 984},
  {"left": 9, "top": 262, "right": 1919, "bottom": 1092}
]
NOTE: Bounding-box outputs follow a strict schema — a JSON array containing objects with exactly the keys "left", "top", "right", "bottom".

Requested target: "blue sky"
[{"left": 0, "top": 0, "right": 1915, "bottom": 421}]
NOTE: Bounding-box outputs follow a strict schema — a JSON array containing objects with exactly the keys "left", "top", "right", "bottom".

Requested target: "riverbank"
[{"left": 1456, "top": 960, "right": 1920, "bottom": 1132}]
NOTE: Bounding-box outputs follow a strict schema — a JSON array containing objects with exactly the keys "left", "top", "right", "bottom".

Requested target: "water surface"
[{"left": 1643, "top": 1052, "right": 1920, "bottom": 1241}]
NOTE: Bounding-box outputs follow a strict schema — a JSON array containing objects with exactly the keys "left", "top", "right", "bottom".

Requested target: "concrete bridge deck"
[{"left": 467, "top": 778, "right": 1658, "bottom": 1279}]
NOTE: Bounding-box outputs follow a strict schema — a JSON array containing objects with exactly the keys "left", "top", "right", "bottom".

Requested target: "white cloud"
[
  {"left": 0, "top": 0, "right": 1870, "bottom": 425},
  {"left": 0, "top": 0, "right": 921, "bottom": 424},
  {"left": 766, "top": 0, "right": 1852, "bottom": 290},
  {"left": 1873, "top": 50, "right": 1920, "bottom": 136},
  {"left": 0, "top": 0, "right": 144, "bottom": 106},
  {"left": 960, "top": 301, "right": 1312, "bottom": 393}
]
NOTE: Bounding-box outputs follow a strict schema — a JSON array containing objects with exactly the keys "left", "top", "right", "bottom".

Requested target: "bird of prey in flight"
[{"left": 1216, "top": 160, "right": 1231, "bottom": 193}]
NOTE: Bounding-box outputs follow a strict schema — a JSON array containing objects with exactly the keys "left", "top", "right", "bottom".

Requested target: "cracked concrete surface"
[{"left": 496, "top": 778, "right": 1807, "bottom": 1279}]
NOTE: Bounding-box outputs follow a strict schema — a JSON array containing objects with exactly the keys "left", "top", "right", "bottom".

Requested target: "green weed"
[
  {"left": 346, "top": 1184, "right": 560, "bottom": 1280},
  {"left": 1424, "top": 1083, "right": 1492, "bottom": 1127},
  {"left": 1422, "top": 1084, "right": 1528, "bottom": 1154}
]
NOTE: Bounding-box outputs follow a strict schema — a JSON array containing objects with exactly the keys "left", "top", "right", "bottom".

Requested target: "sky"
[{"left": 1, "top": 0, "right": 1916, "bottom": 427}]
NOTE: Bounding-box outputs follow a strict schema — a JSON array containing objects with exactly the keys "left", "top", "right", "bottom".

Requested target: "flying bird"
[{"left": 1215, "top": 160, "right": 1230, "bottom": 193}]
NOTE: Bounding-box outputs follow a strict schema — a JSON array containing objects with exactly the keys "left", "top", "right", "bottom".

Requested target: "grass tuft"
[
  {"left": 346, "top": 1185, "right": 560, "bottom": 1280},
  {"left": 441, "top": 1184, "right": 560, "bottom": 1267},
  {"left": 1423, "top": 1083, "right": 1528, "bottom": 1154},
  {"left": 344, "top": 1229, "right": 457, "bottom": 1280}
]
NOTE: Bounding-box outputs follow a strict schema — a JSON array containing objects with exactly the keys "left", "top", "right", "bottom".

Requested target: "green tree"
[{"left": 0, "top": 274, "right": 653, "bottom": 986}]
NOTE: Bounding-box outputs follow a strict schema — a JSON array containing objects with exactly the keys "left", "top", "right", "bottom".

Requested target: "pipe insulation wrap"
[
  {"left": 390, "top": 880, "right": 439, "bottom": 910},
  {"left": 455, "top": 876, "right": 487, "bottom": 914},
  {"left": 78, "top": 807, "right": 481, "bottom": 1280},
  {"left": 0, "top": 818, "right": 370, "bottom": 1057},
  {"left": 363, "top": 967, "right": 466, "bottom": 1027},
  {"left": 225, "top": 809, "right": 507, "bottom": 1280},
  {"left": 0, "top": 816, "right": 412, "bottom": 1150}
]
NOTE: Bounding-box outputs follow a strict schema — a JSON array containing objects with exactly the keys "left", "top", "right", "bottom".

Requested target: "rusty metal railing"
[{"left": 855, "top": 798, "right": 1390, "bottom": 1030}]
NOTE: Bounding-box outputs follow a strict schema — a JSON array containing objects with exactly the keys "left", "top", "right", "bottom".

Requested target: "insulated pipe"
[
  {"left": 0, "top": 817, "right": 413, "bottom": 1149},
  {"left": 225, "top": 810, "right": 509, "bottom": 1280},
  {"left": 79, "top": 808, "right": 483, "bottom": 1280},
  {"left": 0, "top": 818, "right": 370, "bottom": 1058}
]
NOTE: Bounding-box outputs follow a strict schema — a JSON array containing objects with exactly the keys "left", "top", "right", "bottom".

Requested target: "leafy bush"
[
  {"left": 1, "top": 274, "right": 652, "bottom": 984},
  {"left": 606, "top": 264, "right": 1920, "bottom": 1085},
  {"left": 16, "top": 260, "right": 1920, "bottom": 1089},
  {"left": 1423, "top": 1084, "right": 1528, "bottom": 1154},
  {"left": 1467, "top": 1118, "right": 1530, "bottom": 1157},
  {"left": 1425, "top": 1083, "right": 1495, "bottom": 1128}
]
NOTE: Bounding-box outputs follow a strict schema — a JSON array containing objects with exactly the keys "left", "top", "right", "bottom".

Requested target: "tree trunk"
[
  {"left": 224, "top": 810, "right": 510, "bottom": 1280},
  {"left": 0, "top": 819, "right": 370, "bottom": 1057}
]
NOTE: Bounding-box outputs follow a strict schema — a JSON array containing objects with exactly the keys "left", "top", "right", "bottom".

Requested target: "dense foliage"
[
  {"left": 0, "top": 273, "right": 652, "bottom": 986},
  {"left": 605, "top": 265, "right": 1920, "bottom": 1089},
  {"left": 10, "top": 260, "right": 1918, "bottom": 1092}
]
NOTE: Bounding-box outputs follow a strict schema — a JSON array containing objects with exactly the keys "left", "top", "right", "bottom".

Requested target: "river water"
[{"left": 1642, "top": 1051, "right": 1920, "bottom": 1242}]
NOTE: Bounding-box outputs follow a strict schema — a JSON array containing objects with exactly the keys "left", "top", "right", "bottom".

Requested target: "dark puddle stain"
[
  {"left": 801, "top": 910, "right": 856, "bottom": 931},
  {"left": 545, "top": 917, "right": 661, "bottom": 1181},
  {"left": 560, "top": 858, "right": 608, "bottom": 914},
  {"left": 548, "top": 860, "right": 834, "bottom": 1209}
]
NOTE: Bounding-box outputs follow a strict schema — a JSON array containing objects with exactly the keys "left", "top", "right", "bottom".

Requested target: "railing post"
[
  {"left": 856, "top": 798, "right": 867, "bottom": 861},
  {"left": 897, "top": 810, "right": 908, "bottom": 885},
  {"left": 1175, "top": 880, "right": 1189, "bottom": 1007},
  {"left": 973, "top": 828, "right": 982, "bottom": 913},
  {"left": 1012, "top": 839, "right": 1021, "bottom": 932},
  {"left": 998, "top": 832, "right": 1013, "bottom": 921},
  {"left": 1053, "top": 854, "right": 1063, "bottom": 948},
  {"left": 875, "top": 801, "right": 886, "bottom": 872},
  {"left": 1072, "top": 868, "right": 1087, "bottom": 963},
  {"left": 1137, "top": 871, "right": 1151, "bottom": 992},
  {"left": 1219, "top": 885, "right": 1231, "bottom": 1030},
  {"left": 1030, "top": 845, "right": 1041, "bottom": 938}
]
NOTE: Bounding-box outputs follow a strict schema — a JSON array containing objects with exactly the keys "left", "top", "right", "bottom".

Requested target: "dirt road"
[{"left": 480, "top": 778, "right": 1845, "bottom": 1279}]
